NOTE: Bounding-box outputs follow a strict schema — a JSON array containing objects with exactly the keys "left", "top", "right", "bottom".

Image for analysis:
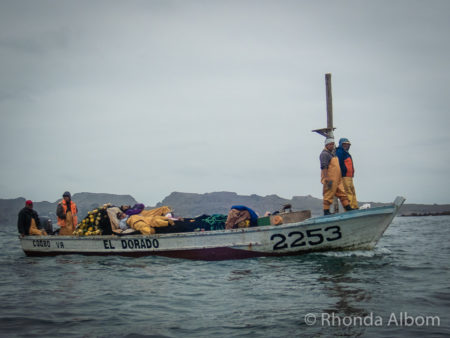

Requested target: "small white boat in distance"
[{"left": 20, "top": 196, "right": 405, "bottom": 261}]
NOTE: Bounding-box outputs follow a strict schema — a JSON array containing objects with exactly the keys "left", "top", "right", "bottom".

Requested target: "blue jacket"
[{"left": 335, "top": 146, "right": 354, "bottom": 177}]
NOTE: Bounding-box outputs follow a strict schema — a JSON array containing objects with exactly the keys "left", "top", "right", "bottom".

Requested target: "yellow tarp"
[{"left": 127, "top": 206, "right": 173, "bottom": 235}]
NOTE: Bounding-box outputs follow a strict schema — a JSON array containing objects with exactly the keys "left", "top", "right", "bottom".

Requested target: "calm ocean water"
[{"left": 1, "top": 216, "right": 449, "bottom": 337}]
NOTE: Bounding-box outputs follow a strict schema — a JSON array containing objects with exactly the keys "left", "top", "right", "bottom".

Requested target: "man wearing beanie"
[
  {"left": 56, "top": 191, "right": 78, "bottom": 236},
  {"left": 336, "top": 138, "right": 358, "bottom": 209},
  {"left": 320, "top": 138, "right": 353, "bottom": 215},
  {"left": 17, "top": 200, "right": 47, "bottom": 236}
]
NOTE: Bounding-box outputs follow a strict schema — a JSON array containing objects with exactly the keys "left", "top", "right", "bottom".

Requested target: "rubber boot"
[{"left": 324, "top": 209, "right": 331, "bottom": 215}]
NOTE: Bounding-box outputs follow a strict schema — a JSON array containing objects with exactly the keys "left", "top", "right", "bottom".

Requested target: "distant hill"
[
  {"left": 1, "top": 191, "right": 449, "bottom": 228},
  {"left": 155, "top": 191, "right": 323, "bottom": 217},
  {"left": 0, "top": 198, "right": 29, "bottom": 226}
]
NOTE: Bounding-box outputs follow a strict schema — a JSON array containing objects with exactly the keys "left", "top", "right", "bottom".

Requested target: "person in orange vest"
[
  {"left": 17, "top": 200, "right": 47, "bottom": 236},
  {"left": 336, "top": 138, "right": 358, "bottom": 209},
  {"left": 56, "top": 191, "right": 78, "bottom": 236},
  {"left": 320, "top": 138, "right": 353, "bottom": 215}
]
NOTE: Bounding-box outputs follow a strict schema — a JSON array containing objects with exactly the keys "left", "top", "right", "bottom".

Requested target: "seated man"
[
  {"left": 17, "top": 200, "right": 47, "bottom": 236},
  {"left": 112, "top": 212, "right": 142, "bottom": 235}
]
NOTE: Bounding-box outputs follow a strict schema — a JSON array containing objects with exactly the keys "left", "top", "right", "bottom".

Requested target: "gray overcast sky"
[{"left": 1, "top": 0, "right": 449, "bottom": 205}]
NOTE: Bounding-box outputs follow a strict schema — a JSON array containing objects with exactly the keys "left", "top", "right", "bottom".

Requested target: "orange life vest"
[
  {"left": 343, "top": 157, "right": 354, "bottom": 177},
  {"left": 57, "top": 200, "right": 78, "bottom": 227}
]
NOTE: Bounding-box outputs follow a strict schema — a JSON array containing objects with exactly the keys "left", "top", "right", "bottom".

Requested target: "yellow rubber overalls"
[{"left": 321, "top": 156, "right": 350, "bottom": 211}]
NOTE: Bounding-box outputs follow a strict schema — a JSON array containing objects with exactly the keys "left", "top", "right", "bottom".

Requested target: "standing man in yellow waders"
[
  {"left": 320, "top": 138, "right": 353, "bottom": 215},
  {"left": 57, "top": 191, "right": 78, "bottom": 236},
  {"left": 336, "top": 138, "right": 358, "bottom": 209}
]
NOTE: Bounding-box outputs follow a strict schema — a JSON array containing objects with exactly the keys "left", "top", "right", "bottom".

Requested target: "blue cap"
[{"left": 339, "top": 138, "right": 351, "bottom": 147}]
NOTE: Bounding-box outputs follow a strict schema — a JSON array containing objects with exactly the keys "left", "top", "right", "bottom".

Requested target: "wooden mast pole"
[
  {"left": 325, "top": 73, "right": 334, "bottom": 138},
  {"left": 312, "top": 73, "right": 335, "bottom": 138}
]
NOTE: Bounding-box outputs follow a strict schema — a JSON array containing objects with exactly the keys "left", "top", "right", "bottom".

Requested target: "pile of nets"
[
  {"left": 71, "top": 204, "right": 239, "bottom": 236},
  {"left": 73, "top": 204, "right": 111, "bottom": 236}
]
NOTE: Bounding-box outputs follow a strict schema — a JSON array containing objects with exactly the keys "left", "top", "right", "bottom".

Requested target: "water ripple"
[{"left": 1, "top": 217, "right": 449, "bottom": 337}]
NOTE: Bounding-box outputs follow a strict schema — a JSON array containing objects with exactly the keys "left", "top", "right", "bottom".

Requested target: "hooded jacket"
[{"left": 336, "top": 139, "right": 355, "bottom": 177}]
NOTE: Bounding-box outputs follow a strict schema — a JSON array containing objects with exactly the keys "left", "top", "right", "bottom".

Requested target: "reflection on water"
[
  {"left": 228, "top": 269, "right": 252, "bottom": 281},
  {"left": 315, "top": 255, "right": 372, "bottom": 336}
]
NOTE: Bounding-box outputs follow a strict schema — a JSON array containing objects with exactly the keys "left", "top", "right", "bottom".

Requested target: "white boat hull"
[{"left": 20, "top": 197, "right": 405, "bottom": 260}]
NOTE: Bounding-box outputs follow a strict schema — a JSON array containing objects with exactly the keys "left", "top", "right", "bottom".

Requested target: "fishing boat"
[{"left": 19, "top": 196, "right": 405, "bottom": 260}]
